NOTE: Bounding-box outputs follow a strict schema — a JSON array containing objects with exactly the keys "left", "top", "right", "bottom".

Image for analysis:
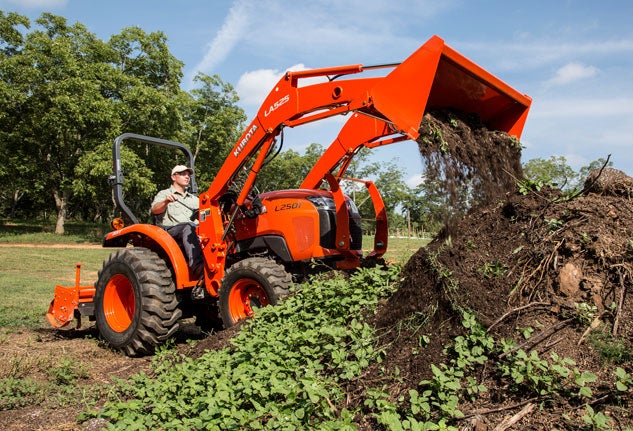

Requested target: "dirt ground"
[
  {"left": 2, "top": 111, "right": 632, "bottom": 430},
  {"left": 0, "top": 322, "right": 224, "bottom": 431},
  {"left": 0, "top": 325, "right": 144, "bottom": 431}
]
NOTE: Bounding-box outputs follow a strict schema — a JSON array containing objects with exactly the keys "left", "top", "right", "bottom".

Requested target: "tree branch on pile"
[
  {"left": 612, "top": 268, "right": 628, "bottom": 337},
  {"left": 498, "top": 318, "right": 574, "bottom": 359},
  {"left": 487, "top": 301, "right": 550, "bottom": 333},
  {"left": 567, "top": 154, "right": 612, "bottom": 199}
]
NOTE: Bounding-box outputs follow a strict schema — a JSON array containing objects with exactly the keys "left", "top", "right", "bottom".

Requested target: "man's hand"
[
  {"left": 152, "top": 193, "right": 179, "bottom": 215},
  {"left": 164, "top": 193, "right": 179, "bottom": 204}
]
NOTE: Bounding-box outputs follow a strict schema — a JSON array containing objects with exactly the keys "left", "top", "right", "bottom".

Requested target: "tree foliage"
[
  {"left": 255, "top": 143, "right": 324, "bottom": 192},
  {"left": 0, "top": 12, "right": 244, "bottom": 231},
  {"left": 523, "top": 155, "right": 613, "bottom": 192},
  {"left": 185, "top": 73, "right": 247, "bottom": 190}
]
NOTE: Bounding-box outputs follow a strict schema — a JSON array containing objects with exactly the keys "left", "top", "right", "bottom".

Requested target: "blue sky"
[{"left": 3, "top": 0, "right": 633, "bottom": 185}]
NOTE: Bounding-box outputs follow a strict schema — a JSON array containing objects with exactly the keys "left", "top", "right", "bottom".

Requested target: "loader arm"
[
  {"left": 196, "top": 34, "right": 531, "bottom": 293},
  {"left": 302, "top": 36, "right": 532, "bottom": 190},
  {"left": 202, "top": 35, "right": 487, "bottom": 209},
  {"left": 196, "top": 37, "right": 453, "bottom": 291}
]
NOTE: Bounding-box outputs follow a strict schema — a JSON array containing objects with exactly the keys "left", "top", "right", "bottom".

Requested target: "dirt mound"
[
  {"left": 362, "top": 112, "right": 633, "bottom": 429},
  {"left": 584, "top": 167, "right": 633, "bottom": 198}
]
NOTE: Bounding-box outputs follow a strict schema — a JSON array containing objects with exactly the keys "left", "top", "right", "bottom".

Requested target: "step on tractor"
[{"left": 46, "top": 35, "right": 532, "bottom": 356}]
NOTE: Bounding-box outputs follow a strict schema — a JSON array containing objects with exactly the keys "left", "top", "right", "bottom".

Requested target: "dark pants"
[{"left": 166, "top": 222, "right": 203, "bottom": 270}]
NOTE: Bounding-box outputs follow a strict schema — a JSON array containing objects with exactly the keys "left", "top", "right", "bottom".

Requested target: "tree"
[
  {"left": 73, "top": 143, "right": 156, "bottom": 223},
  {"left": 75, "top": 25, "right": 193, "bottom": 222},
  {"left": 0, "top": 13, "right": 202, "bottom": 231},
  {"left": 6, "top": 13, "right": 122, "bottom": 232},
  {"left": 522, "top": 156, "right": 577, "bottom": 191},
  {"left": 0, "top": 12, "right": 34, "bottom": 218},
  {"left": 405, "top": 180, "right": 449, "bottom": 235},
  {"left": 0, "top": 12, "right": 249, "bottom": 227},
  {"left": 255, "top": 143, "right": 324, "bottom": 192},
  {"left": 522, "top": 155, "right": 613, "bottom": 192},
  {"left": 184, "top": 73, "right": 246, "bottom": 190},
  {"left": 329, "top": 150, "right": 413, "bottom": 235},
  {"left": 72, "top": 69, "right": 246, "bottom": 224},
  {"left": 108, "top": 26, "right": 186, "bottom": 138}
]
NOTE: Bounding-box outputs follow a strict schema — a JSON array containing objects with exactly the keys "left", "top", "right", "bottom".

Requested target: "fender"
[{"left": 104, "top": 224, "right": 196, "bottom": 289}]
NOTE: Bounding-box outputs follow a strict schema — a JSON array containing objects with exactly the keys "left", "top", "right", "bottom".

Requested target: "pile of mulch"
[{"left": 353, "top": 110, "right": 633, "bottom": 429}]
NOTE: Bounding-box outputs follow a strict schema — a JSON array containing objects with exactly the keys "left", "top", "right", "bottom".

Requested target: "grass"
[
  {"left": 0, "top": 225, "right": 431, "bottom": 330},
  {"left": 364, "top": 235, "right": 431, "bottom": 264},
  {"left": 0, "top": 246, "right": 113, "bottom": 328},
  {"left": 0, "top": 219, "right": 109, "bottom": 244}
]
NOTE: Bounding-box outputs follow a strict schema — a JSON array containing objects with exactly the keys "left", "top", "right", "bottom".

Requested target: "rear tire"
[
  {"left": 219, "top": 257, "right": 291, "bottom": 328},
  {"left": 94, "top": 248, "right": 181, "bottom": 356}
]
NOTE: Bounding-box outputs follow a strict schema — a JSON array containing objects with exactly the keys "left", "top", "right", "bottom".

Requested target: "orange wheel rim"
[
  {"left": 103, "top": 274, "right": 135, "bottom": 332},
  {"left": 228, "top": 279, "right": 269, "bottom": 321}
]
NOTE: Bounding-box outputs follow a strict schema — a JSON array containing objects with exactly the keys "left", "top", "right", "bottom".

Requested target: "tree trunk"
[
  {"left": 10, "top": 189, "right": 24, "bottom": 218},
  {"left": 53, "top": 188, "right": 68, "bottom": 235}
]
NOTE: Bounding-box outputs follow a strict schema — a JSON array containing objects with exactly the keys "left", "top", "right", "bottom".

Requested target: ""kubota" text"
[{"left": 233, "top": 124, "right": 258, "bottom": 157}]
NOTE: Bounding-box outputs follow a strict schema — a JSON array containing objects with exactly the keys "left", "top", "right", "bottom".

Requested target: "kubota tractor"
[{"left": 47, "top": 35, "right": 531, "bottom": 356}]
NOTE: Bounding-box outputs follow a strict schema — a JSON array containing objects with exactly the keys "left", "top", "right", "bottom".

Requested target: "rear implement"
[{"left": 46, "top": 264, "right": 94, "bottom": 328}]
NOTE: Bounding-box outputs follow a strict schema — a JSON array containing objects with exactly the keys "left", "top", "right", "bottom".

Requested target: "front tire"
[
  {"left": 94, "top": 248, "right": 181, "bottom": 356},
  {"left": 219, "top": 257, "right": 291, "bottom": 328}
]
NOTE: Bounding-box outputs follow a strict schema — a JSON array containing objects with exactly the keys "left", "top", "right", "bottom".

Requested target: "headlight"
[
  {"left": 306, "top": 195, "right": 336, "bottom": 210},
  {"left": 111, "top": 217, "right": 125, "bottom": 230}
]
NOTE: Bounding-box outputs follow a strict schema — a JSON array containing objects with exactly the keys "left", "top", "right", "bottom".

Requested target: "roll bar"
[{"left": 109, "top": 133, "right": 198, "bottom": 225}]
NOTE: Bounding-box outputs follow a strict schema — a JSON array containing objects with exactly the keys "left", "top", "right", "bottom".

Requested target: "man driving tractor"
[{"left": 151, "top": 165, "right": 204, "bottom": 278}]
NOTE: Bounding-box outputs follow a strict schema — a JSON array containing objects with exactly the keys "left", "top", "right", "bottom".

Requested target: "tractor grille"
[{"left": 313, "top": 197, "right": 362, "bottom": 251}]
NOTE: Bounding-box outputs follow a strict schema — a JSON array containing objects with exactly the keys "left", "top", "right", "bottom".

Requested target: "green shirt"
[{"left": 151, "top": 186, "right": 199, "bottom": 227}]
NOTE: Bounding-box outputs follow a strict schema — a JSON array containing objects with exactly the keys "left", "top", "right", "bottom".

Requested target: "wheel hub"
[{"left": 102, "top": 274, "right": 135, "bottom": 332}]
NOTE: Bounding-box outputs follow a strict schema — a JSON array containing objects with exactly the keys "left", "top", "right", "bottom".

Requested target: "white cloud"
[
  {"left": 236, "top": 63, "right": 328, "bottom": 108},
  {"left": 547, "top": 62, "right": 598, "bottom": 85},
  {"left": 406, "top": 173, "right": 424, "bottom": 188},
  {"left": 236, "top": 68, "right": 284, "bottom": 107},
  {"left": 186, "top": 0, "right": 251, "bottom": 86}
]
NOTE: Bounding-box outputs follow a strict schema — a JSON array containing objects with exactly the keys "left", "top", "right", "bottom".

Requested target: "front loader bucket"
[
  {"left": 46, "top": 264, "right": 95, "bottom": 328},
  {"left": 370, "top": 35, "right": 531, "bottom": 141},
  {"left": 302, "top": 35, "right": 532, "bottom": 191}
]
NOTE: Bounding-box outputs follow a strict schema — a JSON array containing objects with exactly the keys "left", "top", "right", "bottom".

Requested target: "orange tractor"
[{"left": 47, "top": 35, "right": 531, "bottom": 356}]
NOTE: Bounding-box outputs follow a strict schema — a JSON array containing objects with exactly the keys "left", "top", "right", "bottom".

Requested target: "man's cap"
[{"left": 171, "top": 165, "right": 194, "bottom": 175}]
